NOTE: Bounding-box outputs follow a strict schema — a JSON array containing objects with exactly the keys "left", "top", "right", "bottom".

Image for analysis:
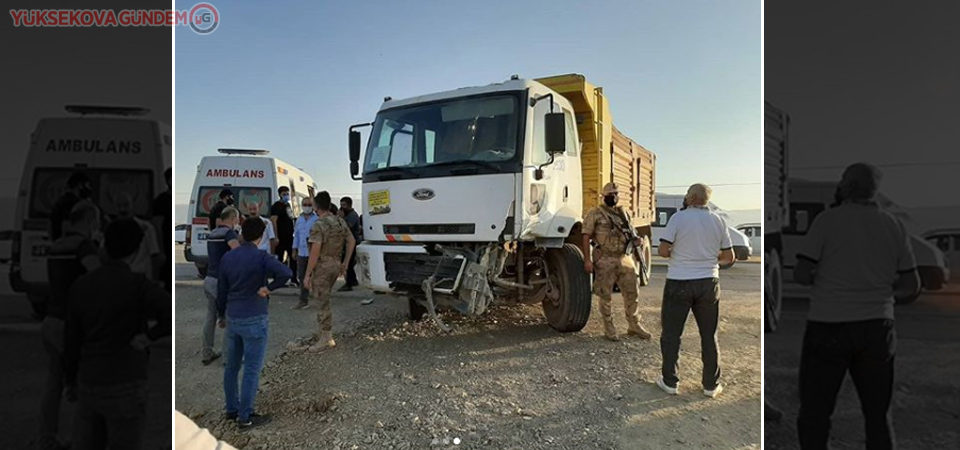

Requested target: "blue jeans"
[{"left": 223, "top": 314, "right": 269, "bottom": 422}]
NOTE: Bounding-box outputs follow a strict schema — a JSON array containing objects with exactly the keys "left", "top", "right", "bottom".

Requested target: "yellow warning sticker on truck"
[{"left": 368, "top": 190, "right": 391, "bottom": 216}]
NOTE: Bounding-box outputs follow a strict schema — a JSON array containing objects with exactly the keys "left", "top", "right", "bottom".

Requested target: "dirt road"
[
  {"left": 765, "top": 283, "right": 960, "bottom": 449},
  {"left": 175, "top": 247, "right": 761, "bottom": 450}
]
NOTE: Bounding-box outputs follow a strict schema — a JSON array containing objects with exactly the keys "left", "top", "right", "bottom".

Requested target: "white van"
[
  {"left": 782, "top": 179, "right": 948, "bottom": 302},
  {"left": 184, "top": 149, "right": 317, "bottom": 276},
  {"left": 5, "top": 105, "right": 171, "bottom": 316},
  {"left": 651, "top": 193, "right": 752, "bottom": 269}
]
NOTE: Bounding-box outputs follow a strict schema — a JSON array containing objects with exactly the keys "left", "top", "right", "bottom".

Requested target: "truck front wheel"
[
  {"left": 541, "top": 244, "right": 592, "bottom": 332},
  {"left": 196, "top": 263, "right": 208, "bottom": 278},
  {"left": 408, "top": 296, "right": 428, "bottom": 321},
  {"left": 764, "top": 248, "right": 782, "bottom": 332}
]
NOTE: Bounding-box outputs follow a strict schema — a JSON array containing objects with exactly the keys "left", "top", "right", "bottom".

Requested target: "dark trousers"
[
  {"left": 345, "top": 251, "right": 358, "bottom": 287},
  {"left": 75, "top": 381, "right": 148, "bottom": 450},
  {"left": 275, "top": 241, "right": 297, "bottom": 283},
  {"left": 798, "top": 319, "right": 896, "bottom": 450},
  {"left": 660, "top": 278, "right": 721, "bottom": 389}
]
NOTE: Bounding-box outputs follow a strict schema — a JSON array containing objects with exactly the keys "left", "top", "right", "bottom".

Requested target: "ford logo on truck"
[{"left": 412, "top": 188, "right": 435, "bottom": 201}]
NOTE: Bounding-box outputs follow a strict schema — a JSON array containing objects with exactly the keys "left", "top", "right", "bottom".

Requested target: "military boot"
[
  {"left": 309, "top": 332, "right": 337, "bottom": 352},
  {"left": 603, "top": 317, "right": 621, "bottom": 341},
  {"left": 627, "top": 320, "right": 653, "bottom": 339}
]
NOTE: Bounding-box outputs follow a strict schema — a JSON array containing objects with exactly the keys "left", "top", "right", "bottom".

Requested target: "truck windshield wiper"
[
  {"left": 428, "top": 159, "right": 503, "bottom": 172},
  {"left": 367, "top": 166, "right": 421, "bottom": 180}
]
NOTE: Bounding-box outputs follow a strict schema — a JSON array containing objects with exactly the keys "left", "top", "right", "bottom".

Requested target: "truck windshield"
[{"left": 363, "top": 94, "right": 521, "bottom": 177}]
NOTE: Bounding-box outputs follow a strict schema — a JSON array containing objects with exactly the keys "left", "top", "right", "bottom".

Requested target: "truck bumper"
[{"left": 355, "top": 243, "right": 428, "bottom": 292}]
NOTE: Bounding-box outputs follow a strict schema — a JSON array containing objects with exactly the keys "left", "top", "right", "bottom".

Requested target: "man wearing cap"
[
  {"left": 794, "top": 163, "right": 919, "bottom": 449},
  {"left": 582, "top": 182, "right": 653, "bottom": 341},
  {"left": 209, "top": 189, "right": 235, "bottom": 229},
  {"left": 656, "top": 183, "right": 733, "bottom": 398}
]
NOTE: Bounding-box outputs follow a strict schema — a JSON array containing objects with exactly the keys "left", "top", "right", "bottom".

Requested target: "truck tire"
[
  {"left": 764, "top": 248, "right": 782, "bottom": 332},
  {"left": 196, "top": 263, "right": 208, "bottom": 278},
  {"left": 408, "top": 296, "right": 428, "bottom": 321},
  {"left": 638, "top": 235, "right": 652, "bottom": 286},
  {"left": 541, "top": 244, "right": 592, "bottom": 332}
]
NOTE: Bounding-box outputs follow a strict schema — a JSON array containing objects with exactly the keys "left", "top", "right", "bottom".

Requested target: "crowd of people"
[
  {"left": 201, "top": 189, "right": 359, "bottom": 429},
  {"left": 39, "top": 169, "right": 172, "bottom": 450}
]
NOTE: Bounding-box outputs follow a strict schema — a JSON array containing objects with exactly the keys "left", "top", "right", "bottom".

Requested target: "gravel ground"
[{"left": 175, "top": 248, "right": 761, "bottom": 450}]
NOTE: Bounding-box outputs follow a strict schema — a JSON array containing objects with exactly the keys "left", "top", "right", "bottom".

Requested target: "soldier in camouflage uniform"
[
  {"left": 582, "top": 182, "right": 653, "bottom": 341},
  {"left": 302, "top": 192, "right": 356, "bottom": 352}
]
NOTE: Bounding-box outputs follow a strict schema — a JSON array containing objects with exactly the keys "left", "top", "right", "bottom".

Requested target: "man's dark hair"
[
  {"left": 241, "top": 217, "right": 266, "bottom": 242},
  {"left": 340, "top": 196, "right": 353, "bottom": 207},
  {"left": 104, "top": 219, "right": 144, "bottom": 260},
  {"left": 278, "top": 186, "right": 290, "bottom": 195},
  {"left": 219, "top": 188, "right": 234, "bottom": 199},
  {"left": 329, "top": 204, "right": 338, "bottom": 215},
  {"left": 315, "top": 191, "right": 331, "bottom": 211},
  {"left": 67, "top": 172, "right": 90, "bottom": 189}
]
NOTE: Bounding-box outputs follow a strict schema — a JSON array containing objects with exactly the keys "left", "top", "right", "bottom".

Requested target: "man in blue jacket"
[{"left": 217, "top": 217, "right": 292, "bottom": 430}]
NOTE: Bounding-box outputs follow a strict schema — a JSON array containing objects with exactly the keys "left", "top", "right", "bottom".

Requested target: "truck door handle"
[{"left": 564, "top": 186, "right": 569, "bottom": 201}]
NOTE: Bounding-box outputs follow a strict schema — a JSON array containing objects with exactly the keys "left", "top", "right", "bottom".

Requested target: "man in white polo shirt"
[
  {"left": 794, "top": 163, "right": 919, "bottom": 450},
  {"left": 245, "top": 201, "right": 277, "bottom": 254},
  {"left": 656, "top": 183, "right": 734, "bottom": 398}
]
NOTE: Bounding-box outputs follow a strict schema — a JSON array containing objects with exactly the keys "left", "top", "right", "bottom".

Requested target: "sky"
[
  {"left": 1, "top": 0, "right": 172, "bottom": 229},
  {"left": 175, "top": 0, "right": 761, "bottom": 223},
  {"left": 766, "top": 2, "right": 960, "bottom": 209}
]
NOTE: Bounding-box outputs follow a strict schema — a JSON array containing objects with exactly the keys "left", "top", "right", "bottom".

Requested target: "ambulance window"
[{"left": 30, "top": 169, "right": 153, "bottom": 219}]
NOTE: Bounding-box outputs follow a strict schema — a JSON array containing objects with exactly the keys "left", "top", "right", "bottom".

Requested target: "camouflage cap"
[{"left": 602, "top": 182, "right": 619, "bottom": 195}]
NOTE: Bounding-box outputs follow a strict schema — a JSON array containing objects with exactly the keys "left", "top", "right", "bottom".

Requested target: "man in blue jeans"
[
  {"left": 217, "top": 217, "right": 292, "bottom": 430},
  {"left": 794, "top": 163, "right": 919, "bottom": 450},
  {"left": 291, "top": 196, "right": 318, "bottom": 309},
  {"left": 202, "top": 207, "right": 240, "bottom": 365}
]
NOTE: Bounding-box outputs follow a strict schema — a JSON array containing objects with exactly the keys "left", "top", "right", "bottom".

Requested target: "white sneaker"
[
  {"left": 656, "top": 376, "right": 678, "bottom": 395},
  {"left": 704, "top": 384, "right": 723, "bottom": 398}
]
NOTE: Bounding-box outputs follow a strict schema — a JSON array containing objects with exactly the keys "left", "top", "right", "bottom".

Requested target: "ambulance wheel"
[
  {"left": 196, "top": 264, "right": 208, "bottom": 278},
  {"left": 542, "top": 244, "right": 592, "bottom": 332}
]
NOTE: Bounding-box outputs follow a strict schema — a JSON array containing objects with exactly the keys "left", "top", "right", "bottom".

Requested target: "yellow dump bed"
[{"left": 535, "top": 74, "right": 656, "bottom": 228}]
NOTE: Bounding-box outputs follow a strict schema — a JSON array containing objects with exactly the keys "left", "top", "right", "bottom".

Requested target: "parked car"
[
  {"left": 736, "top": 222, "right": 762, "bottom": 253},
  {"left": 175, "top": 224, "right": 188, "bottom": 244},
  {"left": 922, "top": 229, "right": 959, "bottom": 284}
]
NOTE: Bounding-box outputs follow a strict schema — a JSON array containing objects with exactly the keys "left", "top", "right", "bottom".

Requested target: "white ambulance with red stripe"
[
  {"left": 3, "top": 105, "right": 171, "bottom": 318},
  {"left": 184, "top": 149, "right": 316, "bottom": 276}
]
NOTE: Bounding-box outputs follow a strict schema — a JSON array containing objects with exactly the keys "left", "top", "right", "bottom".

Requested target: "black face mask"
[
  {"left": 603, "top": 195, "right": 617, "bottom": 207},
  {"left": 225, "top": 198, "right": 235, "bottom": 205},
  {"left": 79, "top": 185, "right": 92, "bottom": 199}
]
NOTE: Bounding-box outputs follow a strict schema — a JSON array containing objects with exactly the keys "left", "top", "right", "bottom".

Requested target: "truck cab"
[{"left": 348, "top": 74, "right": 656, "bottom": 332}]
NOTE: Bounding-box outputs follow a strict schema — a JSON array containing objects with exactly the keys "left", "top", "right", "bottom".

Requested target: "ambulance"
[
  {"left": 650, "top": 192, "right": 753, "bottom": 269},
  {"left": 5, "top": 105, "right": 172, "bottom": 317},
  {"left": 184, "top": 149, "right": 317, "bottom": 277}
]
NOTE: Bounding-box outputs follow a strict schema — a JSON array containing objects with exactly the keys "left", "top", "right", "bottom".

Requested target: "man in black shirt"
[
  {"left": 39, "top": 203, "right": 102, "bottom": 450},
  {"left": 64, "top": 219, "right": 170, "bottom": 450},
  {"left": 338, "top": 196, "right": 362, "bottom": 291},
  {"left": 50, "top": 172, "right": 93, "bottom": 240},
  {"left": 209, "top": 188, "right": 234, "bottom": 229},
  {"left": 270, "top": 186, "right": 297, "bottom": 286}
]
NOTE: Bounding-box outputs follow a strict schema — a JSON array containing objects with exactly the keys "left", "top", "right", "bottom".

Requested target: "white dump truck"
[
  {"left": 764, "top": 101, "right": 789, "bottom": 332},
  {"left": 347, "top": 74, "right": 656, "bottom": 332}
]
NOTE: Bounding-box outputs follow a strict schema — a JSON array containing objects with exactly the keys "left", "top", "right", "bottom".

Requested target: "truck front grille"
[
  {"left": 384, "top": 253, "right": 464, "bottom": 289},
  {"left": 383, "top": 224, "right": 476, "bottom": 235}
]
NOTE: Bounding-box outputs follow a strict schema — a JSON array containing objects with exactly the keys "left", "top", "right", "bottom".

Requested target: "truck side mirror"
[
  {"left": 349, "top": 130, "right": 362, "bottom": 162},
  {"left": 350, "top": 161, "right": 360, "bottom": 178},
  {"left": 544, "top": 112, "right": 565, "bottom": 154}
]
